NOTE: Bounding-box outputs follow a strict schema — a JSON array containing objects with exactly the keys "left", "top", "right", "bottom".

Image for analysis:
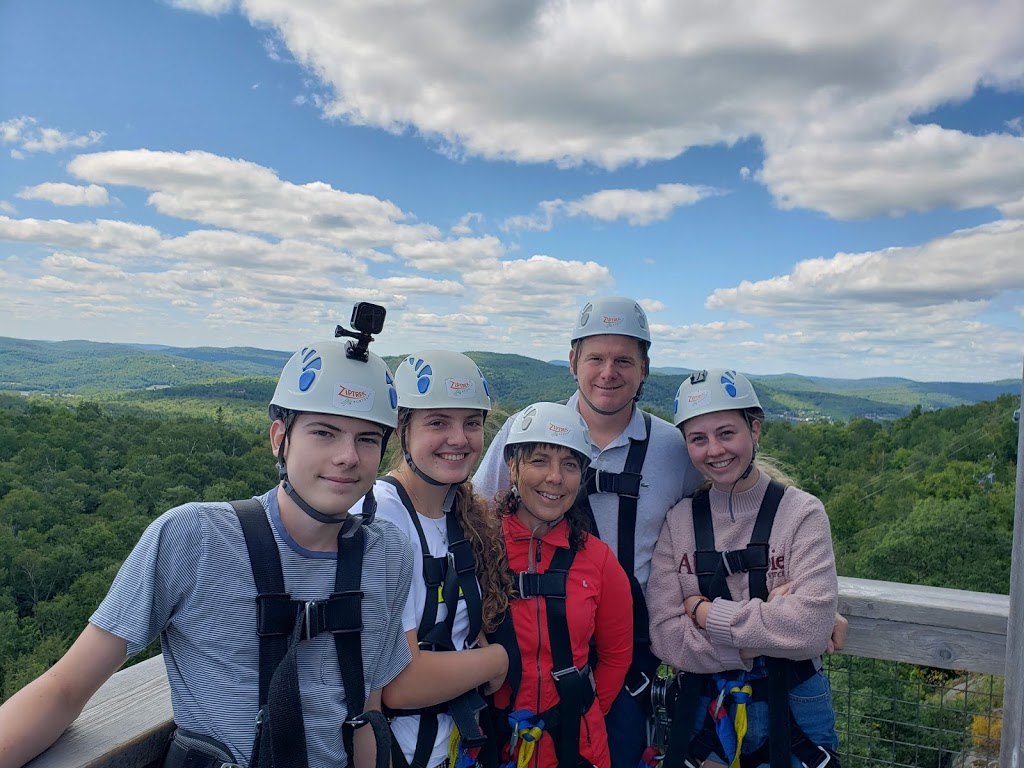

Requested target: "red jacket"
[{"left": 493, "top": 514, "right": 633, "bottom": 768}]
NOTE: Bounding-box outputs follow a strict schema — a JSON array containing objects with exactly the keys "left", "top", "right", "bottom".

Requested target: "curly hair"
[
  {"left": 456, "top": 481, "right": 513, "bottom": 632},
  {"left": 498, "top": 444, "right": 592, "bottom": 554},
  {"left": 389, "top": 408, "right": 513, "bottom": 633}
]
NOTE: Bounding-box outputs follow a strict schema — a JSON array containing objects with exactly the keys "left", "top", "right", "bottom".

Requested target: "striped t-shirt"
[{"left": 90, "top": 488, "right": 414, "bottom": 768}]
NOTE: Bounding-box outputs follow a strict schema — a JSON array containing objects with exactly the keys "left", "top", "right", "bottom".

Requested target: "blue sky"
[{"left": 1, "top": 0, "right": 1022, "bottom": 382}]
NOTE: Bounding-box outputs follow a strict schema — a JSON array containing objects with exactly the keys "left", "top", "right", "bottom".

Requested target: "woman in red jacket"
[{"left": 487, "top": 402, "right": 633, "bottom": 768}]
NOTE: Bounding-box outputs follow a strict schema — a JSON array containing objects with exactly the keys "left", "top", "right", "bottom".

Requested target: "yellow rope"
[
  {"left": 514, "top": 723, "right": 545, "bottom": 768},
  {"left": 728, "top": 684, "right": 753, "bottom": 768},
  {"left": 448, "top": 723, "right": 462, "bottom": 768}
]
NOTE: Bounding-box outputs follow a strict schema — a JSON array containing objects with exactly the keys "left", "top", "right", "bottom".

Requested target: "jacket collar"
[{"left": 503, "top": 509, "right": 571, "bottom": 549}]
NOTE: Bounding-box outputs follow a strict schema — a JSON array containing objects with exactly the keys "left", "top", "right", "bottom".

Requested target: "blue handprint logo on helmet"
[
  {"left": 298, "top": 347, "right": 322, "bottom": 392},
  {"left": 409, "top": 356, "right": 433, "bottom": 394},
  {"left": 386, "top": 370, "right": 397, "bottom": 410},
  {"left": 720, "top": 370, "right": 738, "bottom": 398}
]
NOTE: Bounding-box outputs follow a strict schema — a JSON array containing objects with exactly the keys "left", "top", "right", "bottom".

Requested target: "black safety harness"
[
  {"left": 488, "top": 543, "right": 597, "bottom": 768},
  {"left": 233, "top": 498, "right": 390, "bottom": 768},
  {"left": 377, "top": 477, "right": 490, "bottom": 768},
  {"left": 661, "top": 481, "right": 838, "bottom": 768},
  {"left": 575, "top": 411, "right": 655, "bottom": 700}
]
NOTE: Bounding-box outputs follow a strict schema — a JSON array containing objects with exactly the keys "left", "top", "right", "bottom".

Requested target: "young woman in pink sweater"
[{"left": 648, "top": 369, "right": 839, "bottom": 768}]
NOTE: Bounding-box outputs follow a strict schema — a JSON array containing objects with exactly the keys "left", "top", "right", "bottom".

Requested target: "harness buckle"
[
  {"left": 806, "top": 747, "right": 832, "bottom": 768},
  {"left": 302, "top": 600, "right": 319, "bottom": 640},
  {"left": 721, "top": 550, "right": 736, "bottom": 576},
  {"left": 624, "top": 671, "right": 650, "bottom": 697},
  {"left": 592, "top": 469, "right": 641, "bottom": 498},
  {"left": 344, "top": 715, "right": 369, "bottom": 729},
  {"left": 551, "top": 665, "right": 581, "bottom": 682}
]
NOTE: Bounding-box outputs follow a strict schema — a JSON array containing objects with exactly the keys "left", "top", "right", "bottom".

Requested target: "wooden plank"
[
  {"left": 22, "top": 573, "right": 1016, "bottom": 768},
  {"left": 840, "top": 615, "right": 1007, "bottom": 675},
  {"left": 838, "top": 576, "right": 1009, "bottom": 635},
  {"left": 26, "top": 657, "right": 173, "bottom": 768},
  {"left": 1000, "top": 369, "right": 1024, "bottom": 768}
]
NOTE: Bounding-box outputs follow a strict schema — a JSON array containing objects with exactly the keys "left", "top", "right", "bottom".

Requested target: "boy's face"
[{"left": 271, "top": 412, "right": 384, "bottom": 518}]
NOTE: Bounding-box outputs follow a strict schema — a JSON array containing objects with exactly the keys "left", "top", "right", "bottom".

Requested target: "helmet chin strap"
[
  {"left": 511, "top": 483, "right": 566, "bottom": 531},
  {"left": 278, "top": 464, "right": 345, "bottom": 525},
  {"left": 740, "top": 441, "right": 758, "bottom": 481},
  {"left": 275, "top": 418, "right": 390, "bottom": 526},
  {"left": 400, "top": 427, "right": 447, "bottom": 487},
  {"left": 399, "top": 427, "right": 473, "bottom": 498}
]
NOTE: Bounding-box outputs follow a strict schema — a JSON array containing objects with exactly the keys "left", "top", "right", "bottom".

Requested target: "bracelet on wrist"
[{"left": 690, "top": 597, "right": 710, "bottom": 626}]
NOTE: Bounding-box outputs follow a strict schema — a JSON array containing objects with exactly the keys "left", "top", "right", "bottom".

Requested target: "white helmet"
[
  {"left": 394, "top": 350, "right": 491, "bottom": 412},
  {"left": 270, "top": 338, "right": 398, "bottom": 429},
  {"left": 504, "top": 402, "right": 594, "bottom": 465},
  {"left": 672, "top": 369, "right": 762, "bottom": 428},
  {"left": 571, "top": 296, "right": 651, "bottom": 345}
]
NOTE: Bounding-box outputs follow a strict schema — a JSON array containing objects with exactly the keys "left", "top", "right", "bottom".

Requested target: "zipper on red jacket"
[{"left": 533, "top": 537, "right": 543, "bottom": 737}]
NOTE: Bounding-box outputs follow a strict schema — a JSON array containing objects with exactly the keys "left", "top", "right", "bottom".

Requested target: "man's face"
[
  {"left": 569, "top": 334, "right": 648, "bottom": 417},
  {"left": 271, "top": 412, "right": 383, "bottom": 518}
]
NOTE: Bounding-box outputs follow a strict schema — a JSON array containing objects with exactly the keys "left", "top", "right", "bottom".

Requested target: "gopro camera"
[
  {"left": 351, "top": 302, "right": 386, "bottom": 336},
  {"left": 336, "top": 301, "right": 387, "bottom": 362}
]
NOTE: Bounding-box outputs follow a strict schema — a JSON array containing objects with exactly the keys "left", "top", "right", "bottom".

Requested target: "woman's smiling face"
[{"left": 509, "top": 444, "right": 583, "bottom": 526}]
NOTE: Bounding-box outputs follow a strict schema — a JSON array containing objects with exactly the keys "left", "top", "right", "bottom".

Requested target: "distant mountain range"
[{"left": 1, "top": 336, "right": 1018, "bottom": 421}]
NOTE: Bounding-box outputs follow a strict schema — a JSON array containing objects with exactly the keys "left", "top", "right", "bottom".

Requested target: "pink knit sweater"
[{"left": 648, "top": 471, "right": 838, "bottom": 674}]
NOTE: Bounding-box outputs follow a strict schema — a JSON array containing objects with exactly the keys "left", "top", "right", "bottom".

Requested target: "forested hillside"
[
  {"left": 2, "top": 336, "right": 1017, "bottom": 420},
  {"left": 0, "top": 392, "right": 1018, "bottom": 706}
]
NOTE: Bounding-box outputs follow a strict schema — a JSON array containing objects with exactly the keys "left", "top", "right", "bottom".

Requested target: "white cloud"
[
  {"left": 760, "top": 125, "right": 1024, "bottom": 219},
  {"left": 42, "top": 252, "right": 126, "bottom": 277},
  {"left": 693, "top": 220, "right": 1024, "bottom": 378},
  {"left": 505, "top": 184, "right": 714, "bottom": 231},
  {"left": 17, "top": 183, "right": 110, "bottom": 207},
  {"left": 566, "top": 184, "right": 716, "bottom": 225},
  {"left": 0, "top": 116, "right": 103, "bottom": 154},
  {"left": 649, "top": 320, "right": 754, "bottom": 341},
  {"left": 462, "top": 254, "right": 611, "bottom": 325},
  {"left": 639, "top": 298, "right": 666, "bottom": 313},
  {"left": 375, "top": 276, "right": 464, "bottom": 296},
  {"left": 0, "top": 201, "right": 14, "bottom": 214},
  {"left": 393, "top": 236, "right": 505, "bottom": 272},
  {"left": 68, "top": 149, "right": 439, "bottom": 247},
  {"left": 707, "top": 219, "right": 1024, "bottom": 313},
  {"left": 167, "top": 0, "right": 235, "bottom": 13},
  {"left": 451, "top": 212, "right": 483, "bottom": 235},
  {"left": 172, "top": 2, "right": 1024, "bottom": 178},
  {"left": 0, "top": 216, "right": 162, "bottom": 256},
  {"left": 1000, "top": 196, "right": 1024, "bottom": 219}
]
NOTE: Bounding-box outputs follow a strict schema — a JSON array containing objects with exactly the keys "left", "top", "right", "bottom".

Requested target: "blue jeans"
[
  {"left": 691, "top": 669, "right": 838, "bottom": 768},
  {"left": 606, "top": 686, "right": 649, "bottom": 768}
]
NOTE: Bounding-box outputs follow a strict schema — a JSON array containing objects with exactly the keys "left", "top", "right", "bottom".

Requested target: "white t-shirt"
[{"left": 373, "top": 479, "right": 474, "bottom": 768}]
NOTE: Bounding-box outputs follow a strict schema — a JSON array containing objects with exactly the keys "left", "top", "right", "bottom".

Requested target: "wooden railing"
[{"left": 24, "top": 577, "right": 1013, "bottom": 768}]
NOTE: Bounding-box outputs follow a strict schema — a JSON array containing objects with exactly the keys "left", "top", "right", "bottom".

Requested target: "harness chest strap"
[
  {"left": 232, "top": 499, "right": 390, "bottom": 768},
  {"left": 575, "top": 411, "right": 653, "bottom": 697},
  {"left": 663, "top": 482, "right": 838, "bottom": 768},
  {"left": 496, "top": 546, "right": 596, "bottom": 768}
]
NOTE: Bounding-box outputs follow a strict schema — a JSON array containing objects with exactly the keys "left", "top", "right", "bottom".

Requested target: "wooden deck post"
[{"left": 1000, "top": 361, "right": 1024, "bottom": 768}]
